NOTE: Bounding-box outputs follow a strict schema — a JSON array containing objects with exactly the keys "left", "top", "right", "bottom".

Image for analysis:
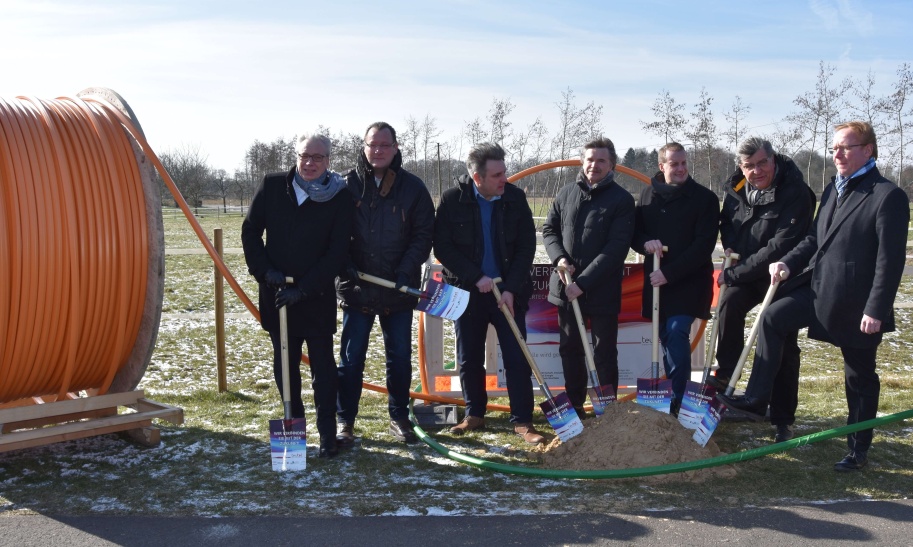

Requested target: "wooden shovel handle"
[
  {"left": 725, "top": 270, "right": 785, "bottom": 396},
  {"left": 279, "top": 276, "right": 294, "bottom": 417},
  {"left": 704, "top": 252, "right": 741, "bottom": 368},
  {"left": 490, "top": 278, "right": 547, "bottom": 388}
]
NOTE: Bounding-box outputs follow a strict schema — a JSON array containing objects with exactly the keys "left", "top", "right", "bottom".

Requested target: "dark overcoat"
[
  {"left": 241, "top": 167, "right": 355, "bottom": 337},
  {"left": 632, "top": 174, "right": 720, "bottom": 321},
  {"left": 783, "top": 167, "right": 909, "bottom": 348},
  {"left": 541, "top": 173, "right": 635, "bottom": 316}
]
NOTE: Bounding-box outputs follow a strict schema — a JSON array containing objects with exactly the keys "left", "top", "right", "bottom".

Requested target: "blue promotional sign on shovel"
[
  {"left": 270, "top": 418, "right": 307, "bottom": 471},
  {"left": 358, "top": 272, "right": 469, "bottom": 321},
  {"left": 270, "top": 276, "right": 307, "bottom": 471},
  {"left": 636, "top": 249, "right": 673, "bottom": 413},
  {"left": 678, "top": 381, "right": 716, "bottom": 430},
  {"left": 693, "top": 397, "right": 726, "bottom": 447}
]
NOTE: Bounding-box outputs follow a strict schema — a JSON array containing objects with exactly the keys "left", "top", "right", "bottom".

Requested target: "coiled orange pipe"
[{"left": 0, "top": 95, "right": 147, "bottom": 401}]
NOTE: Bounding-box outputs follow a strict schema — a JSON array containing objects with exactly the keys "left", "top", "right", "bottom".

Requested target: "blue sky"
[{"left": 2, "top": 0, "right": 910, "bottom": 172}]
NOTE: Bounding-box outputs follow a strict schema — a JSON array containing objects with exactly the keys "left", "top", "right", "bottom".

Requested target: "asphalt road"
[{"left": 2, "top": 499, "right": 912, "bottom": 546}]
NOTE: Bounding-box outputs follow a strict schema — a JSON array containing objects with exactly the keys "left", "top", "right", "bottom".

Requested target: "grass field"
[{"left": 1, "top": 212, "right": 912, "bottom": 517}]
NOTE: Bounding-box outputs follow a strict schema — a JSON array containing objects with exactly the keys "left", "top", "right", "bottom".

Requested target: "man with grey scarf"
[
  {"left": 242, "top": 133, "right": 354, "bottom": 459},
  {"left": 542, "top": 137, "right": 635, "bottom": 420}
]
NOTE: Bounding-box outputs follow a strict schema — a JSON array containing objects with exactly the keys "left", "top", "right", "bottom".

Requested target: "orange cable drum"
[{"left": 0, "top": 91, "right": 159, "bottom": 405}]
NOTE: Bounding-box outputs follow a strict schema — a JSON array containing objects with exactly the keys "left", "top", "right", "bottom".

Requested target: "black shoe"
[
  {"left": 336, "top": 422, "right": 355, "bottom": 447},
  {"left": 389, "top": 419, "right": 418, "bottom": 444},
  {"left": 318, "top": 437, "right": 339, "bottom": 459},
  {"left": 834, "top": 451, "right": 868, "bottom": 472},
  {"left": 574, "top": 406, "right": 586, "bottom": 421},
  {"left": 774, "top": 424, "right": 795, "bottom": 443},
  {"left": 706, "top": 374, "right": 731, "bottom": 392},
  {"left": 669, "top": 398, "right": 681, "bottom": 418},
  {"left": 716, "top": 394, "right": 768, "bottom": 422}
]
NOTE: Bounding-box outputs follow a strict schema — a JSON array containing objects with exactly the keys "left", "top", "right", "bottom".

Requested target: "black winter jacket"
[
  {"left": 241, "top": 167, "right": 354, "bottom": 337},
  {"left": 542, "top": 172, "right": 635, "bottom": 315},
  {"left": 335, "top": 150, "right": 435, "bottom": 315},
  {"left": 719, "top": 154, "right": 815, "bottom": 287},
  {"left": 632, "top": 174, "right": 719, "bottom": 321},
  {"left": 433, "top": 176, "right": 536, "bottom": 305}
]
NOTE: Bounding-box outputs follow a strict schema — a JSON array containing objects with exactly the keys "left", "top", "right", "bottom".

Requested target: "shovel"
[
  {"left": 558, "top": 265, "right": 615, "bottom": 414},
  {"left": 723, "top": 270, "right": 785, "bottom": 396},
  {"left": 680, "top": 252, "right": 740, "bottom": 429},
  {"left": 357, "top": 271, "right": 469, "bottom": 321},
  {"left": 269, "top": 276, "right": 307, "bottom": 472},
  {"left": 636, "top": 247, "right": 674, "bottom": 412},
  {"left": 491, "top": 278, "right": 583, "bottom": 441}
]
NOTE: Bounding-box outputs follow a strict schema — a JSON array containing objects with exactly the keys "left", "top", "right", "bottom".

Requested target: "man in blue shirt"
[{"left": 433, "top": 142, "right": 545, "bottom": 444}]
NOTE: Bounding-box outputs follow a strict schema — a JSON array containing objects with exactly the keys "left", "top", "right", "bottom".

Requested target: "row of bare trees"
[{"left": 158, "top": 62, "right": 913, "bottom": 207}]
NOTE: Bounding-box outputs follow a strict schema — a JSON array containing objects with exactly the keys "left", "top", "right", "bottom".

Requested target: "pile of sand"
[{"left": 534, "top": 402, "right": 737, "bottom": 483}]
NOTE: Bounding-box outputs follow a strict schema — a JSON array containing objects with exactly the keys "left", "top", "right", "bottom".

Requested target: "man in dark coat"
[
  {"left": 241, "top": 134, "right": 354, "bottom": 459},
  {"left": 433, "top": 142, "right": 545, "bottom": 444},
  {"left": 334, "top": 122, "right": 434, "bottom": 446},
  {"left": 711, "top": 137, "right": 815, "bottom": 442},
  {"left": 631, "top": 142, "right": 719, "bottom": 415},
  {"left": 719, "top": 121, "right": 909, "bottom": 471},
  {"left": 542, "top": 137, "right": 635, "bottom": 419}
]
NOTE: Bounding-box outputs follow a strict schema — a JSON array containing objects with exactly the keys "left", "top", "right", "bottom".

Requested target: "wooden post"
[{"left": 214, "top": 228, "right": 227, "bottom": 392}]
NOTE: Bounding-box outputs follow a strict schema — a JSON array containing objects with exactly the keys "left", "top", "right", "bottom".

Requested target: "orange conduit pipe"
[{"left": 0, "top": 95, "right": 147, "bottom": 401}]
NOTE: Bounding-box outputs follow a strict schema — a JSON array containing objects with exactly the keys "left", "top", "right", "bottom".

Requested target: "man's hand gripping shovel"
[{"left": 558, "top": 265, "right": 616, "bottom": 416}]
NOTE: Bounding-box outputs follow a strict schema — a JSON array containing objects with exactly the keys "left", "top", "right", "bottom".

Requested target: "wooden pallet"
[{"left": 0, "top": 390, "right": 183, "bottom": 453}]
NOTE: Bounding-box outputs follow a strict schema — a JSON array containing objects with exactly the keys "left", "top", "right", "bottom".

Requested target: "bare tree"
[
  {"left": 210, "top": 168, "right": 231, "bottom": 212},
  {"left": 160, "top": 143, "right": 211, "bottom": 211},
  {"left": 722, "top": 95, "right": 751, "bottom": 154},
  {"left": 640, "top": 89, "right": 686, "bottom": 143},
  {"left": 786, "top": 61, "right": 852, "bottom": 191},
  {"left": 420, "top": 114, "right": 442, "bottom": 184},
  {"left": 551, "top": 88, "right": 603, "bottom": 194},
  {"left": 462, "top": 116, "right": 486, "bottom": 150},
  {"left": 400, "top": 115, "right": 421, "bottom": 167},
  {"left": 686, "top": 87, "right": 718, "bottom": 191},
  {"left": 877, "top": 62, "right": 913, "bottom": 188},
  {"left": 488, "top": 97, "right": 515, "bottom": 146}
]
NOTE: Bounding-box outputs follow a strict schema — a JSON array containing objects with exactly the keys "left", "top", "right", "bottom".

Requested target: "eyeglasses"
[
  {"left": 298, "top": 153, "right": 327, "bottom": 163},
  {"left": 740, "top": 156, "right": 770, "bottom": 172},
  {"left": 364, "top": 142, "right": 395, "bottom": 151},
  {"left": 829, "top": 144, "right": 865, "bottom": 155}
]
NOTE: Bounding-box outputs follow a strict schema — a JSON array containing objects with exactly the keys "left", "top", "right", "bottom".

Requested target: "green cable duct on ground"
[{"left": 409, "top": 400, "right": 913, "bottom": 479}]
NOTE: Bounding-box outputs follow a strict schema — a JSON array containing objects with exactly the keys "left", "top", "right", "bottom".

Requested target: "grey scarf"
[{"left": 294, "top": 170, "right": 347, "bottom": 203}]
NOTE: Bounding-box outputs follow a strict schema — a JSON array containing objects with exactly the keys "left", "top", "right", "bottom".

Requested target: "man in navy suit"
[{"left": 719, "top": 121, "right": 909, "bottom": 472}]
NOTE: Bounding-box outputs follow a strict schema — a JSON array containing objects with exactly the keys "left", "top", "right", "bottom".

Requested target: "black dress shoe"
[
  {"left": 774, "top": 424, "right": 795, "bottom": 443},
  {"left": 318, "top": 437, "right": 339, "bottom": 459},
  {"left": 834, "top": 451, "right": 868, "bottom": 472},
  {"left": 706, "top": 374, "right": 731, "bottom": 392},
  {"left": 716, "top": 394, "right": 768, "bottom": 422},
  {"left": 389, "top": 419, "right": 418, "bottom": 444}
]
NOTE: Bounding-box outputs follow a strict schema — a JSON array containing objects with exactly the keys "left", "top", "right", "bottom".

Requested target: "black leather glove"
[
  {"left": 346, "top": 265, "right": 360, "bottom": 281},
  {"left": 264, "top": 268, "right": 286, "bottom": 290},
  {"left": 394, "top": 272, "right": 410, "bottom": 291},
  {"left": 275, "top": 287, "right": 305, "bottom": 309}
]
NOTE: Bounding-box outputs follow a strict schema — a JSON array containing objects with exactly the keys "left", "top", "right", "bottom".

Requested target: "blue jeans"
[
  {"left": 659, "top": 315, "right": 694, "bottom": 402},
  {"left": 336, "top": 308, "right": 414, "bottom": 423},
  {"left": 454, "top": 291, "right": 534, "bottom": 424}
]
